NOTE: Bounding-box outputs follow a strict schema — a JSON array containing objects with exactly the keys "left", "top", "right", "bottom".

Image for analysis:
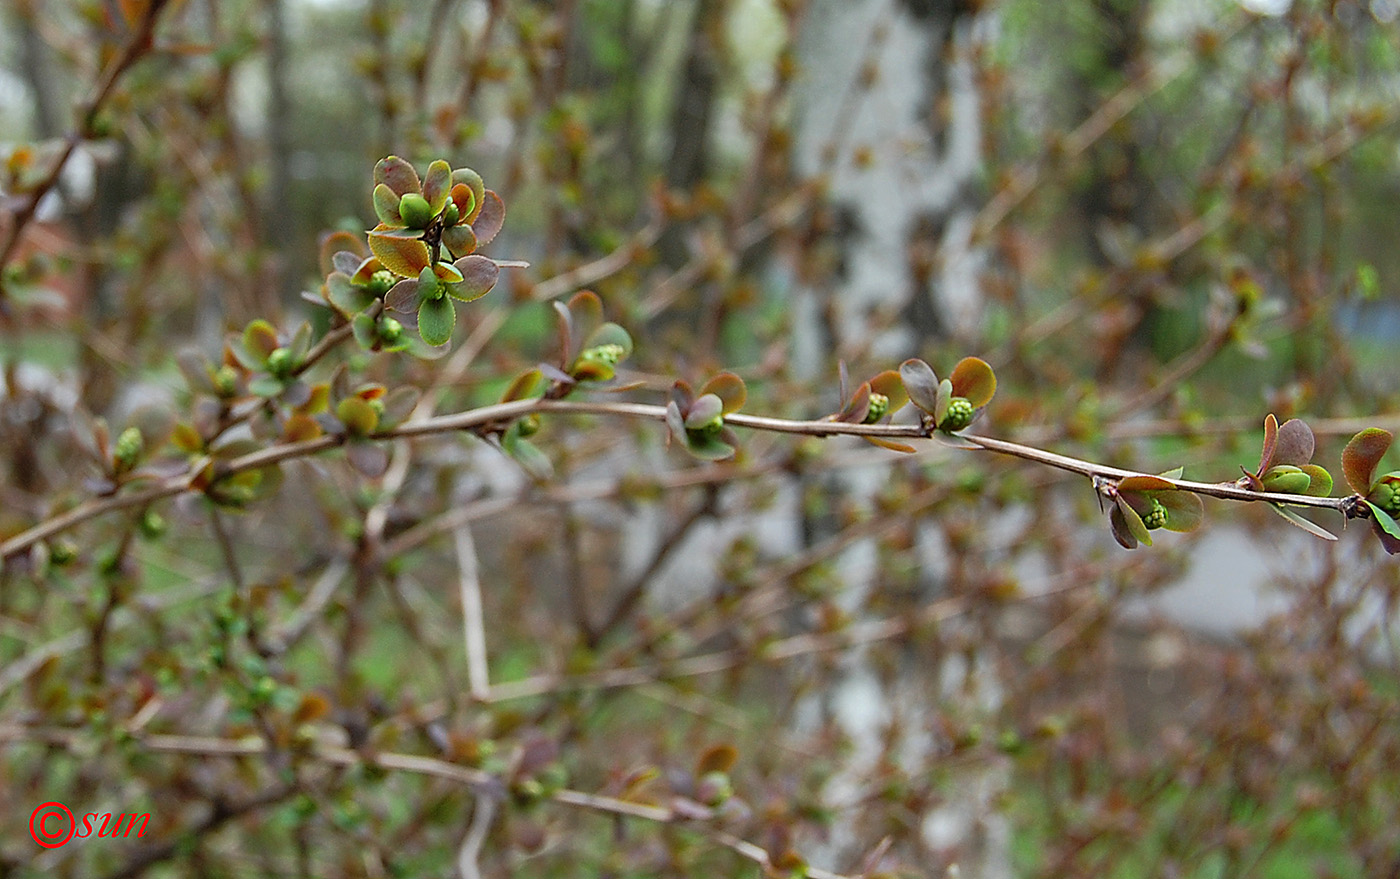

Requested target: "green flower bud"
[
  {"left": 862, "top": 392, "right": 890, "bottom": 425},
  {"left": 1370, "top": 474, "right": 1400, "bottom": 517},
  {"left": 1141, "top": 497, "right": 1168, "bottom": 530},
  {"left": 138, "top": 509, "right": 167, "bottom": 539},
  {"left": 214, "top": 365, "right": 240, "bottom": 397},
  {"left": 49, "top": 539, "right": 78, "bottom": 566},
  {"left": 695, "top": 770, "right": 733, "bottom": 806},
  {"left": 517, "top": 414, "right": 541, "bottom": 437},
  {"left": 1260, "top": 464, "right": 1312, "bottom": 494},
  {"left": 366, "top": 269, "right": 397, "bottom": 297},
  {"left": 578, "top": 343, "right": 626, "bottom": 367},
  {"left": 690, "top": 414, "right": 724, "bottom": 437},
  {"left": 113, "top": 427, "right": 144, "bottom": 473},
  {"left": 266, "top": 347, "right": 294, "bottom": 377},
  {"left": 442, "top": 202, "right": 460, "bottom": 226},
  {"left": 939, "top": 397, "right": 976, "bottom": 432},
  {"left": 397, "top": 192, "right": 434, "bottom": 229},
  {"left": 367, "top": 397, "right": 385, "bottom": 418},
  {"left": 379, "top": 316, "right": 403, "bottom": 344}
]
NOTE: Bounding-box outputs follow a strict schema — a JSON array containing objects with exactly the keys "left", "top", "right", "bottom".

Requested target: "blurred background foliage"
[{"left": 3, "top": 0, "right": 1400, "bottom": 876}]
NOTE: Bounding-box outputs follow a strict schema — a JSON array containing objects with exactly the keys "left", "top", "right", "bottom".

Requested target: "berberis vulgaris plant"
[{"left": 4, "top": 154, "right": 1399, "bottom": 574}]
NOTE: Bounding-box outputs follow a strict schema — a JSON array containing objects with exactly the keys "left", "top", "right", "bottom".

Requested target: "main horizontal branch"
[{"left": 0, "top": 395, "right": 1356, "bottom": 565}]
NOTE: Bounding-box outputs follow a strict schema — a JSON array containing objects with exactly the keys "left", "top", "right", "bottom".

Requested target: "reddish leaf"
[
  {"left": 695, "top": 743, "right": 738, "bottom": 775},
  {"left": 448, "top": 255, "right": 500, "bottom": 302},
  {"left": 442, "top": 224, "right": 478, "bottom": 259},
  {"left": 452, "top": 167, "right": 486, "bottom": 223},
  {"left": 320, "top": 231, "right": 364, "bottom": 275},
  {"left": 868, "top": 370, "right": 908, "bottom": 415},
  {"left": 1118, "top": 475, "right": 1176, "bottom": 493},
  {"left": 473, "top": 190, "right": 506, "bottom": 245},
  {"left": 374, "top": 155, "right": 421, "bottom": 197},
  {"left": 282, "top": 413, "right": 322, "bottom": 443},
  {"left": 836, "top": 382, "right": 871, "bottom": 423},
  {"left": 1256, "top": 413, "right": 1279, "bottom": 476}
]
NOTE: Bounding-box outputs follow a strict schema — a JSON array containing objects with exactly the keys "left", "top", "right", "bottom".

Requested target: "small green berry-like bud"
[
  {"left": 49, "top": 539, "right": 78, "bottom": 566},
  {"left": 266, "top": 347, "right": 294, "bottom": 377},
  {"left": 1141, "top": 497, "right": 1169, "bottom": 530},
  {"left": 578, "top": 343, "right": 625, "bottom": 367},
  {"left": 939, "top": 397, "right": 976, "bottom": 432},
  {"left": 442, "top": 202, "right": 460, "bottom": 226},
  {"left": 214, "top": 365, "right": 240, "bottom": 397},
  {"left": 695, "top": 770, "right": 733, "bottom": 806},
  {"left": 367, "top": 269, "right": 397, "bottom": 297},
  {"left": 114, "top": 427, "right": 144, "bottom": 473},
  {"left": 397, "top": 192, "right": 434, "bottom": 229},
  {"left": 1371, "top": 474, "right": 1400, "bottom": 517},
  {"left": 379, "top": 316, "right": 403, "bottom": 344},
  {"left": 517, "top": 414, "right": 541, "bottom": 437},
  {"left": 862, "top": 392, "right": 890, "bottom": 424},
  {"left": 138, "top": 509, "right": 167, "bottom": 539}
]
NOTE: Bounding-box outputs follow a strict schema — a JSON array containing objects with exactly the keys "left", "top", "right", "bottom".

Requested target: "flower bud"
[
  {"left": 517, "top": 414, "right": 541, "bottom": 437},
  {"left": 266, "top": 347, "right": 294, "bottom": 377},
  {"left": 939, "top": 397, "right": 975, "bottom": 432},
  {"left": 863, "top": 392, "right": 890, "bottom": 424},
  {"left": 214, "top": 365, "right": 240, "bottom": 397},
  {"left": 1141, "top": 497, "right": 1169, "bottom": 530},
  {"left": 1371, "top": 473, "right": 1400, "bottom": 517},
  {"left": 114, "top": 427, "right": 144, "bottom": 473},
  {"left": 578, "top": 343, "right": 626, "bottom": 367},
  {"left": 397, "top": 192, "right": 434, "bottom": 229},
  {"left": 442, "top": 202, "right": 460, "bottom": 226},
  {"left": 379, "top": 316, "right": 403, "bottom": 344},
  {"left": 367, "top": 269, "right": 396, "bottom": 297}
]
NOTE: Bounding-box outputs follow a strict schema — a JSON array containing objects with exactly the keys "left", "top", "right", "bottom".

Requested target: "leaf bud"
[
  {"left": 214, "top": 365, "right": 240, "bottom": 397},
  {"left": 397, "top": 192, "right": 434, "bottom": 229},
  {"left": 113, "top": 427, "right": 144, "bottom": 473},
  {"left": 266, "top": 347, "right": 295, "bottom": 378},
  {"left": 1260, "top": 464, "right": 1311, "bottom": 494},
  {"left": 517, "top": 414, "right": 541, "bottom": 437}
]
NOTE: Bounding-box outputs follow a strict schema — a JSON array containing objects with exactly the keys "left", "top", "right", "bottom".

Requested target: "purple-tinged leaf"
[
  {"left": 1118, "top": 475, "right": 1176, "bottom": 493},
  {"left": 346, "top": 441, "right": 389, "bottom": 478},
  {"left": 836, "top": 383, "right": 871, "bottom": 423},
  {"left": 1273, "top": 418, "right": 1315, "bottom": 468},
  {"left": 1114, "top": 495, "right": 1153, "bottom": 546},
  {"left": 332, "top": 248, "right": 364, "bottom": 276},
  {"left": 1157, "top": 490, "right": 1204, "bottom": 533},
  {"left": 899, "top": 358, "right": 940, "bottom": 414},
  {"left": 448, "top": 254, "right": 499, "bottom": 302},
  {"left": 684, "top": 394, "right": 724, "bottom": 430},
  {"left": 473, "top": 190, "right": 505, "bottom": 245},
  {"left": 1256, "top": 413, "right": 1279, "bottom": 476},
  {"left": 502, "top": 369, "right": 543, "bottom": 403},
  {"left": 385, "top": 278, "right": 420, "bottom": 313},
  {"left": 321, "top": 232, "right": 364, "bottom": 275},
  {"left": 1110, "top": 504, "right": 1138, "bottom": 549}
]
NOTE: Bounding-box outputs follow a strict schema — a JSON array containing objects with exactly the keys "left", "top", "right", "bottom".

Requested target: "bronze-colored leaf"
[
  {"left": 282, "top": 413, "right": 322, "bottom": 443},
  {"left": 1118, "top": 475, "right": 1176, "bottom": 493},
  {"left": 503, "top": 369, "right": 543, "bottom": 403},
  {"left": 868, "top": 370, "right": 908, "bottom": 415},
  {"left": 1256, "top": 413, "right": 1279, "bottom": 476},
  {"left": 320, "top": 230, "right": 363, "bottom": 275},
  {"left": 242, "top": 319, "right": 280, "bottom": 363},
  {"left": 336, "top": 396, "right": 379, "bottom": 437},
  {"left": 835, "top": 382, "right": 871, "bottom": 423},
  {"left": 368, "top": 230, "right": 431, "bottom": 277},
  {"left": 452, "top": 167, "right": 486, "bottom": 223},
  {"left": 448, "top": 255, "right": 499, "bottom": 302},
  {"left": 695, "top": 743, "right": 738, "bottom": 775},
  {"left": 442, "top": 224, "right": 477, "bottom": 259},
  {"left": 1342, "top": 428, "right": 1392, "bottom": 494},
  {"left": 949, "top": 356, "right": 996, "bottom": 408},
  {"left": 699, "top": 372, "right": 746, "bottom": 415}
]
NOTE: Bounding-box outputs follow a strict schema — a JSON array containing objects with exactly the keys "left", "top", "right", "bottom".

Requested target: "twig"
[
  {"left": 454, "top": 524, "right": 490, "bottom": 701},
  {"left": 456, "top": 793, "right": 495, "bottom": 879}
]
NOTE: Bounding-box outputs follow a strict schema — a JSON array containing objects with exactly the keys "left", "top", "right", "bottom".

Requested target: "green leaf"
[
  {"left": 1299, "top": 464, "right": 1333, "bottom": 497},
  {"left": 685, "top": 431, "right": 737, "bottom": 461},
  {"left": 1114, "top": 496, "right": 1152, "bottom": 546},
  {"left": 421, "top": 159, "right": 452, "bottom": 214},
  {"left": 1156, "top": 490, "right": 1204, "bottom": 533},
  {"left": 248, "top": 374, "right": 285, "bottom": 398},
  {"left": 336, "top": 396, "right": 379, "bottom": 436},
  {"left": 949, "top": 357, "right": 996, "bottom": 408},
  {"left": 503, "top": 428, "right": 553, "bottom": 480},
  {"left": 899, "top": 359, "right": 940, "bottom": 414},
  {"left": 417, "top": 296, "right": 456, "bottom": 347},
  {"left": 327, "top": 273, "right": 376, "bottom": 314},
  {"left": 1366, "top": 500, "right": 1400, "bottom": 540},
  {"left": 372, "top": 183, "right": 402, "bottom": 226},
  {"left": 1267, "top": 503, "right": 1337, "bottom": 541},
  {"left": 699, "top": 372, "right": 746, "bottom": 415},
  {"left": 1342, "top": 428, "right": 1393, "bottom": 494},
  {"left": 502, "top": 369, "right": 543, "bottom": 403},
  {"left": 242, "top": 319, "right": 280, "bottom": 365}
]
